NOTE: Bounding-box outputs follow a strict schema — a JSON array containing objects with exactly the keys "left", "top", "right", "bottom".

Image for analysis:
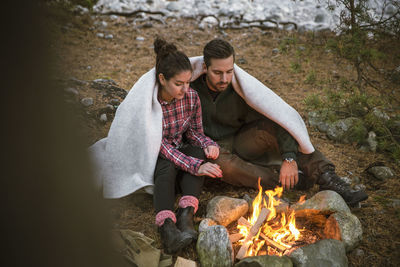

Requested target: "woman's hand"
[
  {"left": 197, "top": 162, "right": 222, "bottom": 178},
  {"left": 204, "top": 145, "right": 219, "bottom": 160}
]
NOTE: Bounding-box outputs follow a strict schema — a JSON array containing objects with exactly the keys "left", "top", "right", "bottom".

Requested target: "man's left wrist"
[
  {"left": 282, "top": 152, "right": 297, "bottom": 163},
  {"left": 284, "top": 157, "right": 295, "bottom": 164}
]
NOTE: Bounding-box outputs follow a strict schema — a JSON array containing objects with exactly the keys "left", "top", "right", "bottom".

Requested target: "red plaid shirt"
[{"left": 159, "top": 88, "right": 218, "bottom": 175}]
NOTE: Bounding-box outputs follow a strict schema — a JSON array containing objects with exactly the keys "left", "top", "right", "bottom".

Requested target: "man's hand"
[
  {"left": 279, "top": 160, "right": 299, "bottom": 190},
  {"left": 204, "top": 145, "right": 219, "bottom": 160},
  {"left": 197, "top": 162, "right": 222, "bottom": 178}
]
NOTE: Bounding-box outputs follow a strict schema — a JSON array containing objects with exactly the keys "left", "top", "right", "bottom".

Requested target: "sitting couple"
[{"left": 91, "top": 37, "right": 368, "bottom": 254}]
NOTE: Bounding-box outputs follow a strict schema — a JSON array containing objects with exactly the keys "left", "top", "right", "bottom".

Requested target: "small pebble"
[
  {"left": 110, "top": 99, "right": 120, "bottom": 105},
  {"left": 64, "top": 87, "right": 79, "bottom": 96},
  {"left": 100, "top": 113, "right": 107, "bottom": 123},
  {"left": 81, "top": 97, "right": 94, "bottom": 107}
]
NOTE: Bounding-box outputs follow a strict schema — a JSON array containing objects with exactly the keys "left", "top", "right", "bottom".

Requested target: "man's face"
[{"left": 204, "top": 55, "right": 234, "bottom": 92}]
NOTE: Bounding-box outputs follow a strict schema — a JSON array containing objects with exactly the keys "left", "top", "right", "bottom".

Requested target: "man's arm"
[{"left": 277, "top": 126, "right": 299, "bottom": 190}]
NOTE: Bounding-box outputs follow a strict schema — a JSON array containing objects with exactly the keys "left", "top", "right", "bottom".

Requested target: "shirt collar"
[{"left": 158, "top": 94, "right": 177, "bottom": 105}]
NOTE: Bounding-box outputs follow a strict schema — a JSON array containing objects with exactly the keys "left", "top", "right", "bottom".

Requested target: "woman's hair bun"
[{"left": 154, "top": 37, "right": 177, "bottom": 57}]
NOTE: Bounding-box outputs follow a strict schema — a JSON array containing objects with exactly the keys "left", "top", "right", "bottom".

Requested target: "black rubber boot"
[
  {"left": 318, "top": 171, "right": 368, "bottom": 207},
  {"left": 176, "top": 207, "right": 198, "bottom": 240},
  {"left": 159, "top": 218, "right": 192, "bottom": 254}
]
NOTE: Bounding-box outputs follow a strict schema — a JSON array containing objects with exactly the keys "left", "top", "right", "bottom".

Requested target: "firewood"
[
  {"left": 259, "top": 233, "right": 288, "bottom": 251},
  {"left": 237, "top": 217, "right": 251, "bottom": 228},
  {"left": 229, "top": 233, "right": 243, "bottom": 243},
  {"left": 236, "top": 208, "right": 270, "bottom": 260}
]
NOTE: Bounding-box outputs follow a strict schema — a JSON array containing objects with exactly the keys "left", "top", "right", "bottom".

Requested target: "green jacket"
[{"left": 190, "top": 74, "right": 298, "bottom": 160}]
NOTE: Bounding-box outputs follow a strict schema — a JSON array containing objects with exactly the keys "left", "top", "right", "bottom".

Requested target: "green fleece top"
[{"left": 190, "top": 74, "right": 298, "bottom": 161}]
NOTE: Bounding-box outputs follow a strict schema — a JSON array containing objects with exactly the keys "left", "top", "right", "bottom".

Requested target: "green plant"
[
  {"left": 279, "top": 37, "right": 297, "bottom": 53},
  {"left": 304, "top": 93, "right": 323, "bottom": 109},
  {"left": 290, "top": 62, "right": 301, "bottom": 73},
  {"left": 304, "top": 70, "right": 316, "bottom": 84}
]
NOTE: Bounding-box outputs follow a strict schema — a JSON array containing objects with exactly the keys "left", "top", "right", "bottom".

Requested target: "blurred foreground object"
[{"left": 1, "top": 1, "right": 124, "bottom": 266}]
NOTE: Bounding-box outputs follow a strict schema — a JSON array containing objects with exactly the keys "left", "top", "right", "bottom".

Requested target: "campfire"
[{"left": 232, "top": 179, "right": 321, "bottom": 259}]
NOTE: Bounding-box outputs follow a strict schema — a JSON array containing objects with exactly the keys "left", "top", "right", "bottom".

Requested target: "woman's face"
[{"left": 159, "top": 70, "right": 192, "bottom": 102}]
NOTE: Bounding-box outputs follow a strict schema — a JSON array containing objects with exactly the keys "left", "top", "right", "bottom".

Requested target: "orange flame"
[{"left": 237, "top": 178, "right": 305, "bottom": 257}]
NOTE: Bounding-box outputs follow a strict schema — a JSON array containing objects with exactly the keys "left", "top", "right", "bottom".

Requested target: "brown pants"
[{"left": 210, "top": 119, "right": 334, "bottom": 190}]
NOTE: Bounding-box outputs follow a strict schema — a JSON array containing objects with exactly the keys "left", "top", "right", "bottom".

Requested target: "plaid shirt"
[{"left": 159, "top": 88, "right": 218, "bottom": 175}]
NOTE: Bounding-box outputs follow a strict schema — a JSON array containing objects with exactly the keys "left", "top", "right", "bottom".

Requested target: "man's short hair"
[{"left": 203, "top": 38, "right": 235, "bottom": 68}]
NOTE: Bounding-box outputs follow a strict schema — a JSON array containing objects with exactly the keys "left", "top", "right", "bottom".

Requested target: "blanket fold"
[{"left": 90, "top": 56, "right": 314, "bottom": 198}]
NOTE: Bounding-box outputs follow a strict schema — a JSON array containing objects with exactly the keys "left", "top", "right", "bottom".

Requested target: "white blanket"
[{"left": 90, "top": 56, "right": 315, "bottom": 199}]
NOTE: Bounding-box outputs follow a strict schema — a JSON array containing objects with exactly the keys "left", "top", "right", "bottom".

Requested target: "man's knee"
[{"left": 180, "top": 145, "right": 206, "bottom": 160}]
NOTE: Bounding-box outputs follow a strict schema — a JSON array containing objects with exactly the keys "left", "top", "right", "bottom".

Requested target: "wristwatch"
[{"left": 284, "top": 157, "right": 295, "bottom": 163}]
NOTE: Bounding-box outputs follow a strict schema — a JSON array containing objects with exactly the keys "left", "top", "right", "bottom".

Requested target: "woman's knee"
[{"left": 154, "top": 157, "right": 177, "bottom": 181}]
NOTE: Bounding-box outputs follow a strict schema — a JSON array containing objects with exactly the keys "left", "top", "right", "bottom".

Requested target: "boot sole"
[{"left": 346, "top": 194, "right": 368, "bottom": 207}]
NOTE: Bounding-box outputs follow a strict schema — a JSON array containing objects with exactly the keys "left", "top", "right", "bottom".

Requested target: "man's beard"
[{"left": 207, "top": 76, "right": 230, "bottom": 92}]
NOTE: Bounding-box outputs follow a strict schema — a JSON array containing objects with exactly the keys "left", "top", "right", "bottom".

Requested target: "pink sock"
[
  {"left": 178, "top": 195, "right": 199, "bottom": 213},
  {"left": 155, "top": 210, "right": 176, "bottom": 227}
]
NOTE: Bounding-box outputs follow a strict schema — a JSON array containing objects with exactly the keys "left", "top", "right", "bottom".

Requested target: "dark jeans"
[
  {"left": 211, "top": 119, "right": 334, "bottom": 190},
  {"left": 153, "top": 144, "right": 205, "bottom": 213}
]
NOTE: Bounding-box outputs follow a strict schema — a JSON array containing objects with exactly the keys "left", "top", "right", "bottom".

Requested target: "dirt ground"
[{"left": 47, "top": 6, "right": 400, "bottom": 266}]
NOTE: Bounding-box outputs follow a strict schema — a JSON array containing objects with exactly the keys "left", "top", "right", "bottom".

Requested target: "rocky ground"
[{"left": 48, "top": 6, "right": 400, "bottom": 266}]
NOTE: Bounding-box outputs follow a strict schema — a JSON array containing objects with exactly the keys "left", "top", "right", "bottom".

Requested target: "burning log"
[
  {"left": 237, "top": 217, "right": 251, "bottom": 228},
  {"left": 236, "top": 208, "right": 270, "bottom": 260},
  {"left": 229, "top": 233, "right": 243, "bottom": 243},
  {"left": 259, "top": 233, "right": 288, "bottom": 251},
  {"left": 237, "top": 216, "right": 288, "bottom": 252}
]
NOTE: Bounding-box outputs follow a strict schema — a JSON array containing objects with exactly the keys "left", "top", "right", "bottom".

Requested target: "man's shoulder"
[{"left": 190, "top": 74, "right": 206, "bottom": 91}]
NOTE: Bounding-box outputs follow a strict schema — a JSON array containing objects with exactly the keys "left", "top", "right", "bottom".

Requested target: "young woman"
[{"left": 153, "top": 38, "right": 222, "bottom": 254}]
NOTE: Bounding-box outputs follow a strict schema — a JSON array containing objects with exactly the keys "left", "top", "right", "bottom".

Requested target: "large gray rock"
[
  {"left": 327, "top": 117, "right": 367, "bottom": 144},
  {"left": 288, "top": 239, "right": 348, "bottom": 267},
  {"left": 235, "top": 255, "right": 293, "bottom": 267},
  {"left": 324, "top": 212, "right": 362, "bottom": 252},
  {"left": 199, "top": 218, "right": 217, "bottom": 233},
  {"left": 197, "top": 225, "right": 233, "bottom": 267},
  {"left": 207, "top": 196, "right": 249, "bottom": 226},
  {"left": 166, "top": 2, "right": 180, "bottom": 11},
  {"left": 372, "top": 107, "right": 390, "bottom": 121},
  {"left": 308, "top": 111, "right": 329, "bottom": 132},
  {"left": 292, "top": 190, "right": 350, "bottom": 213},
  {"left": 367, "top": 166, "right": 394, "bottom": 180}
]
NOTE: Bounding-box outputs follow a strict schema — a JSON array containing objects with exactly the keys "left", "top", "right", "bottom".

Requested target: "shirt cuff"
[
  {"left": 202, "top": 139, "right": 219, "bottom": 149},
  {"left": 281, "top": 152, "right": 297, "bottom": 162}
]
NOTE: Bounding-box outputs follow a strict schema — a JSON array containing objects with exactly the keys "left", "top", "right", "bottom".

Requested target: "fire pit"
[
  {"left": 231, "top": 180, "right": 323, "bottom": 259},
  {"left": 196, "top": 178, "right": 362, "bottom": 266}
]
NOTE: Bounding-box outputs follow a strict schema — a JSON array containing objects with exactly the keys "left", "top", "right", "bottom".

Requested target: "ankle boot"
[
  {"left": 318, "top": 171, "right": 368, "bottom": 206},
  {"left": 176, "top": 206, "right": 198, "bottom": 240},
  {"left": 159, "top": 218, "right": 192, "bottom": 254},
  {"left": 294, "top": 171, "right": 313, "bottom": 190}
]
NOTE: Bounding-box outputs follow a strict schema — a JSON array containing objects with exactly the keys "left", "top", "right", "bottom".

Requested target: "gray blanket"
[{"left": 90, "top": 56, "right": 314, "bottom": 198}]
